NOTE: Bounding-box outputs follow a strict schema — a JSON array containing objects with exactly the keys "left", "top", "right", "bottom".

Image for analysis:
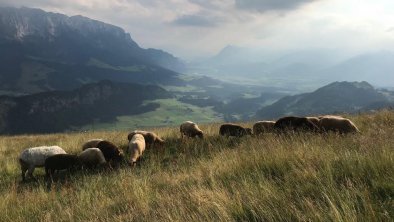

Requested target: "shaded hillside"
[
  {"left": 0, "top": 80, "right": 171, "bottom": 134},
  {"left": 0, "top": 7, "right": 185, "bottom": 94},
  {"left": 256, "top": 81, "right": 389, "bottom": 119}
]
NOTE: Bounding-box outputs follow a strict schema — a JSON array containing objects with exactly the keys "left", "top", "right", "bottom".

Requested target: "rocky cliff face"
[{"left": 0, "top": 7, "right": 185, "bottom": 94}]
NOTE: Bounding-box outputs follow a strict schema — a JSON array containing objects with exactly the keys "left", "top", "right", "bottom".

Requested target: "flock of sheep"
[{"left": 18, "top": 115, "right": 359, "bottom": 186}]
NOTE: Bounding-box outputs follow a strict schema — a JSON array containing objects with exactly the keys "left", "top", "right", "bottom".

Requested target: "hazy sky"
[{"left": 1, "top": 0, "right": 394, "bottom": 59}]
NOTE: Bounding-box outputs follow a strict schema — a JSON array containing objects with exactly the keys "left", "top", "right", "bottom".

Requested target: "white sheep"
[
  {"left": 127, "top": 134, "right": 146, "bottom": 166},
  {"left": 82, "top": 139, "right": 104, "bottom": 150},
  {"left": 19, "top": 146, "right": 67, "bottom": 181},
  {"left": 180, "top": 121, "right": 204, "bottom": 139},
  {"left": 78, "top": 148, "right": 107, "bottom": 168},
  {"left": 127, "top": 130, "right": 165, "bottom": 149}
]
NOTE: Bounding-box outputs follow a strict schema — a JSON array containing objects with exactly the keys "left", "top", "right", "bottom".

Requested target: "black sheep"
[
  {"left": 274, "top": 116, "right": 320, "bottom": 132},
  {"left": 45, "top": 154, "right": 80, "bottom": 179},
  {"left": 219, "top": 123, "right": 252, "bottom": 137}
]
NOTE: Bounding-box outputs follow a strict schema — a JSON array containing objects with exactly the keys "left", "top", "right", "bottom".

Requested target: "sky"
[{"left": 1, "top": 0, "right": 394, "bottom": 59}]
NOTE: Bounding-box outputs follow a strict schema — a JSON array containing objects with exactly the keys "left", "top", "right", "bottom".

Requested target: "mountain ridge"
[
  {"left": 256, "top": 81, "right": 391, "bottom": 119},
  {"left": 0, "top": 6, "right": 186, "bottom": 94}
]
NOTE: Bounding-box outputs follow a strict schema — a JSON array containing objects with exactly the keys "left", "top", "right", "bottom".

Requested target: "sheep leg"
[
  {"left": 45, "top": 167, "right": 51, "bottom": 180},
  {"left": 46, "top": 169, "right": 54, "bottom": 190},
  {"left": 27, "top": 166, "right": 36, "bottom": 181},
  {"left": 21, "top": 165, "right": 28, "bottom": 182}
]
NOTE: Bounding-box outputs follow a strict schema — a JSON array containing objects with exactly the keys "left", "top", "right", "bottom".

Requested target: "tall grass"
[{"left": 0, "top": 110, "right": 393, "bottom": 221}]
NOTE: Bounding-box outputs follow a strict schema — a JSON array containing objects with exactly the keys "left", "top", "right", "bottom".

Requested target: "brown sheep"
[
  {"left": 82, "top": 139, "right": 104, "bottom": 151},
  {"left": 274, "top": 116, "right": 320, "bottom": 132},
  {"left": 219, "top": 123, "right": 252, "bottom": 137},
  {"left": 96, "top": 140, "right": 124, "bottom": 168},
  {"left": 319, "top": 116, "right": 360, "bottom": 134},
  {"left": 127, "top": 130, "right": 164, "bottom": 149},
  {"left": 253, "top": 121, "right": 275, "bottom": 135},
  {"left": 128, "top": 134, "right": 146, "bottom": 166},
  {"left": 180, "top": 121, "right": 204, "bottom": 139},
  {"left": 306, "top": 117, "right": 320, "bottom": 127}
]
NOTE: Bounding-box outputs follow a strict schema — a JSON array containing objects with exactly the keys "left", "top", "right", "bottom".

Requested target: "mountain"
[
  {"left": 190, "top": 45, "right": 394, "bottom": 90},
  {"left": 256, "top": 81, "right": 390, "bottom": 119},
  {"left": 0, "top": 80, "right": 171, "bottom": 134},
  {"left": 0, "top": 7, "right": 185, "bottom": 95},
  {"left": 189, "top": 46, "right": 350, "bottom": 90},
  {"left": 319, "top": 51, "right": 394, "bottom": 87}
]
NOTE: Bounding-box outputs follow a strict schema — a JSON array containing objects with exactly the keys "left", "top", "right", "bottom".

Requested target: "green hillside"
[
  {"left": 80, "top": 98, "right": 223, "bottom": 131},
  {"left": 0, "top": 110, "right": 393, "bottom": 221}
]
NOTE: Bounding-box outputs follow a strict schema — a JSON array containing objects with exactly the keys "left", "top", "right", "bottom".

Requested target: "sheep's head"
[{"left": 197, "top": 131, "right": 204, "bottom": 139}]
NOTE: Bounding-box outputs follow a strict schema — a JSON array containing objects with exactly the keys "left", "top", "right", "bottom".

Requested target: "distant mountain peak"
[
  {"left": 319, "top": 81, "right": 374, "bottom": 91},
  {"left": 256, "top": 81, "right": 389, "bottom": 118}
]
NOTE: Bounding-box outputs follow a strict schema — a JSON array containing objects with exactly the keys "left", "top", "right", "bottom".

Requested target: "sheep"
[
  {"left": 82, "top": 139, "right": 104, "bottom": 150},
  {"left": 127, "top": 134, "right": 146, "bottom": 166},
  {"left": 274, "top": 116, "right": 320, "bottom": 133},
  {"left": 253, "top": 121, "right": 275, "bottom": 135},
  {"left": 96, "top": 140, "right": 124, "bottom": 168},
  {"left": 45, "top": 154, "right": 80, "bottom": 180},
  {"left": 127, "top": 130, "right": 164, "bottom": 149},
  {"left": 318, "top": 115, "right": 344, "bottom": 119},
  {"left": 78, "top": 148, "right": 107, "bottom": 169},
  {"left": 19, "top": 146, "right": 67, "bottom": 181},
  {"left": 219, "top": 123, "right": 252, "bottom": 137},
  {"left": 306, "top": 117, "right": 320, "bottom": 127},
  {"left": 180, "top": 121, "right": 204, "bottom": 139},
  {"left": 319, "top": 116, "right": 360, "bottom": 134}
]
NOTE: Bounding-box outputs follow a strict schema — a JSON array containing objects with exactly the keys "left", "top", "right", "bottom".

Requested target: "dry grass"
[{"left": 0, "top": 110, "right": 393, "bottom": 221}]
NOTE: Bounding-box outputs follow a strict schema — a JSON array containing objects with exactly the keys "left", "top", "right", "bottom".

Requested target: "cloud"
[
  {"left": 0, "top": 0, "right": 393, "bottom": 59},
  {"left": 235, "top": 0, "right": 317, "bottom": 12},
  {"left": 172, "top": 13, "right": 223, "bottom": 27},
  {"left": 387, "top": 27, "right": 394, "bottom": 32}
]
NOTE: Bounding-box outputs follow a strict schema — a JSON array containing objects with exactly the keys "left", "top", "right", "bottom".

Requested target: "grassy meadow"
[
  {"left": 80, "top": 99, "right": 222, "bottom": 131},
  {"left": 0, "top": 110, "right": 393, "bottom": 221}
]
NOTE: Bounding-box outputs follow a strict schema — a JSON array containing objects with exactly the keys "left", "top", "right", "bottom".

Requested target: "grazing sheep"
[
  {"left": 274, "top": 116, "right": 320, "bottom": 132},
  {"left": 78, "top": 148, "right": 107, "bottom": 169},
  {"left": 128, "top": 134, "right": 146, "bottom": 166},
  {"left": 96, "top": 140, "right": 124, "bottom": 167},
  {"left": 306, "top": 117, "right": 321, "bottom": 127},
  {"left": 319, "top": 116, "right": 360, "bottom": 134},
  {"left": 318, "top": 115, "right": 344, "bottom": 119},
  {"left": 127, "top": 130, "right": 164, "bottom": 149},
  {"left": 45, "top": 154, "right": 80, "bottom": 179},
  {"left": 219, "top": 123, "right": 252, "bottom": 137},
  {"left": 180, "top": 121, "right": 204, "bottom": 139},
  {"left": 253, "top": 121, "right": 275, "bottom": 135},
  {"left": 19, "top": 146, "right": 67, "bottom": 181},
  {"left": 82, "top": 139, "right": 104, "bottom": 150}
]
